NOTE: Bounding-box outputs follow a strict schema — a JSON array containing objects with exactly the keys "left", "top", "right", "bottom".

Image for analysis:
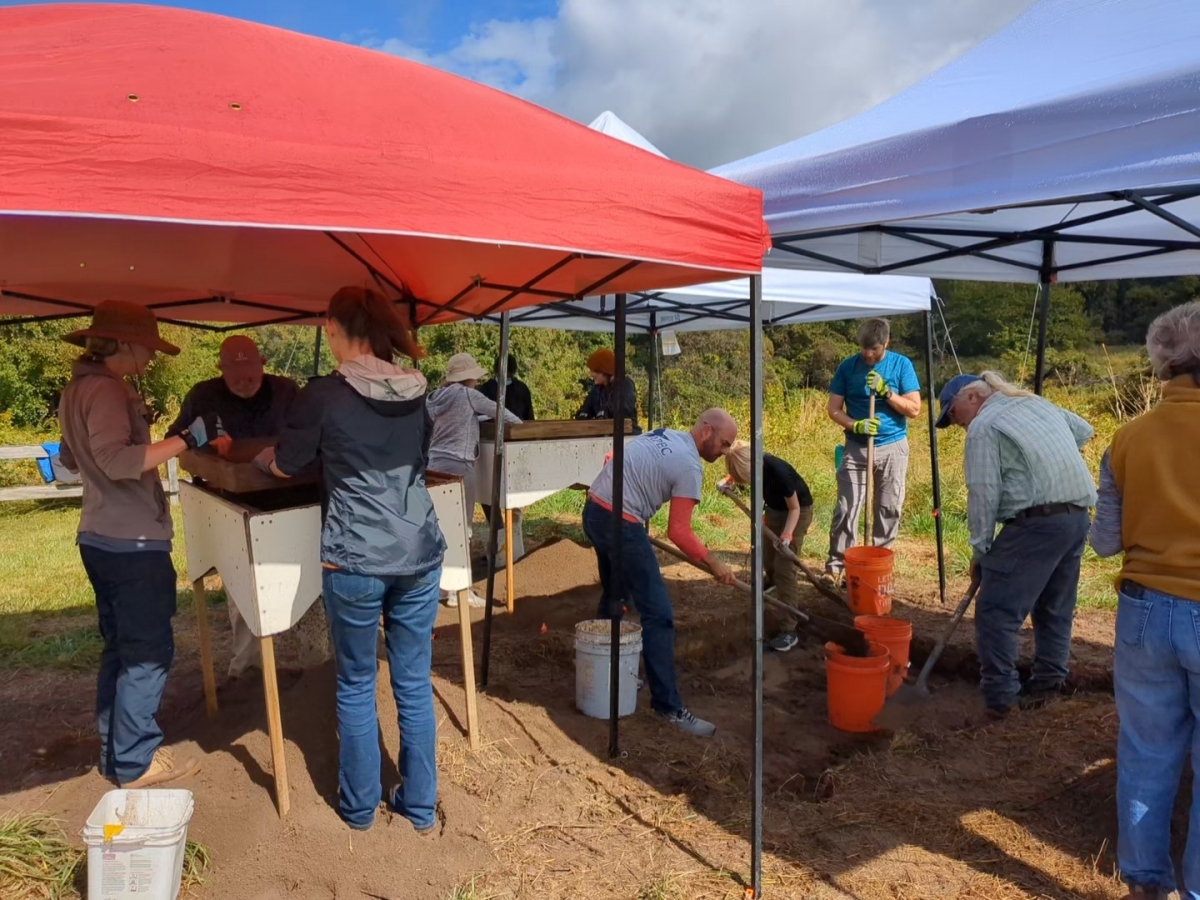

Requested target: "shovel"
[
  {"left": 871, "top": 572, "right": 981, "bottom": 730},
  {"left": 646, "top": 534, "right": 869, "bottom": 656},
  {"left": 716, "top": 481, "right": 852, "bottom": 616}
]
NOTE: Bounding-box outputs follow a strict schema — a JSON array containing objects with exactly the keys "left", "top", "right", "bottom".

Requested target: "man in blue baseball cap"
[{"left": 937, "top": 371, "right": 1096, "bottom": 720}]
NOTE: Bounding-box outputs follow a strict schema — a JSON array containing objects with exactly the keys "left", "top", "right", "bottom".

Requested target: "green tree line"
[{"left": 0, "top": 277, "right": 1194, "bottom": 433}]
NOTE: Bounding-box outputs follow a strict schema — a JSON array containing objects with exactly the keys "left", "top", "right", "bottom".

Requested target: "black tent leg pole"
[
  {"left": 608, "top": 294, "right": 628, "bottom": 759},
  {"left": 1033, "top": 242, "right": 1053, "bottom": 395},
  {"left": 749, "top": 274, "right": 764, "bottom": 897},
  {"left": 480, "top": 312, "right": 511, "bottom": 690},
  {"left": 923, "top": 307, "right": 947, "bottom": 606},
  {"left": 312, "top": 326, "right": 323, "bottom": 377}
]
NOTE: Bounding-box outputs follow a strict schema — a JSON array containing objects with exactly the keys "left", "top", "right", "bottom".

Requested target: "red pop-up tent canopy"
[{"left": 0, "top": 4, "right": 768, "bottom": 327}]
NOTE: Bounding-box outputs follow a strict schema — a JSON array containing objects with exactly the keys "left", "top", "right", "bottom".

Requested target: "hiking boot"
[
  {"left": 984, "top": 705, "right": 1012, "bottom": 723},
  {"left": 1123, "top": 885, "right": 1178, "bottom": 899},
  {"left": 1019, "top": 681, "right": 1070, "bottom": 710},
  {"left": 658, "top": 707, "right": 716, "bottom": 738},
  {"left": 820, "top": 570, "right": 842, "bottom": 591},
  {"left": 387, "top": 784, "right": 436, "bottom": 835},
  {"left": 120, "top": 747, "right": 201, "bottom": 789},
  {"left": 769, "top": 632, "right": 800, "bottom": 653}
]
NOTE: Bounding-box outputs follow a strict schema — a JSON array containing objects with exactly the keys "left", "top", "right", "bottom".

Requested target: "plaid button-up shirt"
[{"left": 964, "top": 392, "right": 1097, "bottom": 557}]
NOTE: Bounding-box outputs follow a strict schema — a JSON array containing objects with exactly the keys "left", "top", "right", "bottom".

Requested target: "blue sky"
[
  {"left": 0, "top": 0, "right": 1034, "bottom": 167},
  {"left": 0, "top": 0, "right": 558, "bottom": 55}
]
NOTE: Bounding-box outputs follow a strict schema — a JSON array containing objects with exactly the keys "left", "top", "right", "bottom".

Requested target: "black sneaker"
[
  {"left": 657, "top": 707, "right": 716, "bottom": 738},
  {"left": 769, "top": 632, "right": 799, "bottom": 653}
]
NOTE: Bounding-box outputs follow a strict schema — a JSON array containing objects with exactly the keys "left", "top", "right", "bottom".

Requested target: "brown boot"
[
  {"left": 1123, "top": 886, "right": 1177, "bottom": 900},
  {"left": 120, "top": 747, "right": 201, "bottom": 789}
]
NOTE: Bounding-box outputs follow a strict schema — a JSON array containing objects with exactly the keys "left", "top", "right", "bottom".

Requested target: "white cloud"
[{"left": 373, "top": 0, "right": 1035, "bottom": 169}]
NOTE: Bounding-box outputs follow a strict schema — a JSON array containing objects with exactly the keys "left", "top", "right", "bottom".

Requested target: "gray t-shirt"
[{"left": 589, "top": 428, "right": 703, "bottom": 523}]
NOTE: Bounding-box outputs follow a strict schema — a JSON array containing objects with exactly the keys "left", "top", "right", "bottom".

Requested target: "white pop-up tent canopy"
[
  {"left": 498, "top": 112, "right": 936, "bottom": 334},
  {"left": 714, "top": 0, "right": 1200, "bottom": 285},
  {"left": 482, "top": 271, "right": 933, "bottom": 333}
]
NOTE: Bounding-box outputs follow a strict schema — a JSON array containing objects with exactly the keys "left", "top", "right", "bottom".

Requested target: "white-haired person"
[
  {"left": 936, "top": 370, "right": 1095, "bottom": 720},
  {"left": 426, "top": 352, "right": 521, "bottom": 607},
  {"left": 1090, "top": 302, "right": 1200, "bottom": 900},
  {"left": 720, "top": 441, "right": 814, "bottom": 652}
]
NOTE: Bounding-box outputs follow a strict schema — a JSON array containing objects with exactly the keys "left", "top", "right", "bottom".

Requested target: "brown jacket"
[{"left": 58, "top": 359, "right": 172, "bottom": 542}]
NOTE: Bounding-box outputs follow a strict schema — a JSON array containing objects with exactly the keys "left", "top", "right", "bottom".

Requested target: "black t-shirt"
[
  {"left": 764, "top": 454, "right": 813, "bottom": 511},
  {"left": 167, "top": 374, "right": 298, "bottom": 440}
]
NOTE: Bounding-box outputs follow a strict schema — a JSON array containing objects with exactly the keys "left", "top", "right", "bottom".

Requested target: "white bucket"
[
  {"left": 575, "top": 619, "right": 643, "bottom": 719},
  {"left": 82, "top": 789, "right": 195, "bottom": 900}
]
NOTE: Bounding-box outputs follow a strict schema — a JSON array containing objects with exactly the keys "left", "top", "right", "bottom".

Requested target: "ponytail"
[{"left": 326, "top": 286, "right": 425, "bottom": 362}]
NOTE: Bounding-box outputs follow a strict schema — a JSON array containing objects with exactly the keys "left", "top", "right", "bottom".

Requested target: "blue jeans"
[
  {"left": 1114, "top": 584, "right": 1200, "bottom": 897},
  {"left": 79, "top": 545, "right": 177, "bottom": 784},
  {"left": 974, "top": 510, "right": 1090, "bottom": 710},
  {"left": 322, "top": 566, "right": 441, "bottom": 831},
  {"left": 582, "top": 500, "right": 682, "bottom": 715}
]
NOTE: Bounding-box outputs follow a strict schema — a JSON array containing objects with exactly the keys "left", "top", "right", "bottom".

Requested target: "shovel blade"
[{"left": 871, "top": 682, "right": 932, "bottom": 731}]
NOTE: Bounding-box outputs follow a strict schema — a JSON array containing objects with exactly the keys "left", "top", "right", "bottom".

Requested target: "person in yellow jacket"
[{"left": 1090, "top": 301, "right": 1200, "bottom": 900}]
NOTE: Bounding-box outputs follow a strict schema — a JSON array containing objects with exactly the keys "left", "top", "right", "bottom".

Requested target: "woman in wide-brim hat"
[
  {"left": 58, "top": 300, "right": 211, "bottom": 789},
  {"left": 425, "top": 352, "right": 521, "bottom": 607}
]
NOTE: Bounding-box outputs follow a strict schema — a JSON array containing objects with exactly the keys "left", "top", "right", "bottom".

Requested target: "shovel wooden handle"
[
  {"left": 865, "top": 393, "right": 876, "bottom": 547},
  {"left": 646, "top": 533, "right": 867, "bottom": 654},
  {"left": 717, "top": 483, "right": 851, "bottom": 614}
]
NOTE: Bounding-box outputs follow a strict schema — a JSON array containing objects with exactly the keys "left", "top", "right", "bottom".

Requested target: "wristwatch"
[
  {"left": 179, "top": 428, "right": 198, "bottom": 450},
  {"left": 884, "top": 388, "right": 893, "bottom": 399}
]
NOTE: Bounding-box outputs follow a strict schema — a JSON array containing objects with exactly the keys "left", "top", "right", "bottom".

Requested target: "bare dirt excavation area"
[{"left": 0, "top": 534, "right": 1174, "bottom": 900}]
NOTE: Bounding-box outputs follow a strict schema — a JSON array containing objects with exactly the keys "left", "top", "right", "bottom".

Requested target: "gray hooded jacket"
[
  {"left": 426, "top": 382, "right": 521, "bottom": 463},
  {"left": 274, "top": 355, "right": 445, "bottom": 576}
]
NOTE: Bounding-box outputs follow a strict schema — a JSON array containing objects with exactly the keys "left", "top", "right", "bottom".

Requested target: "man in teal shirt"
[{"left": 825, "top": 319, "right": 922, "bottom": 579}]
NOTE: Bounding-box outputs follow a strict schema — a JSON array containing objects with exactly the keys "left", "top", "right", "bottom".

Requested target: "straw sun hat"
[
  {"left": 443, "top": 352, "right": 488, "bottom": 384},
  {"left": 63, "top": 300, "right": 181, "bottom": 355}
]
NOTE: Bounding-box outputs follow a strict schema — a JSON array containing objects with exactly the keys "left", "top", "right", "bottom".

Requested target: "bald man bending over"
[{"left": 583, "top": 409, "right": 738, "bottom": 737}]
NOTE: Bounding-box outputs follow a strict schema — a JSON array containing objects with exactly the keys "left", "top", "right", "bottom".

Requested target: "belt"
[
  {"left": 1005, "top": 503, "right": 1086, "bottom": 525},
  {"left": 1120, "top": 580, "right": 1148, "bottom": 600}
]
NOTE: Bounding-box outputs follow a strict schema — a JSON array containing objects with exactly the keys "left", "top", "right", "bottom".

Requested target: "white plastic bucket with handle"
[
  {"left": 575, "top": 619, "right": 642, "bottom": 719},
  {"left": 82, "top": 789, "right": 194, "bottom": 900}
]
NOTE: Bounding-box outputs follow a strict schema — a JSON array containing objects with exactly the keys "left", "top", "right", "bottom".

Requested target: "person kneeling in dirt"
[
  {"left": 936, "top": 371, "right": 1096, "bottom": 721},
  {"left": 167, "top": 335, "right": 299, "bottom": 679},
  {"left": 58, "top": 301, "right": 205, "bottom": 788},
  {"left": 1090, "top": 302, "right": 1200, "bottom": 900},
  {"left": 720, "top": 440, "right": 814, "bottom": 653},
  {"left": 583, "top": 410, "right": 739, "bottom": 738}
]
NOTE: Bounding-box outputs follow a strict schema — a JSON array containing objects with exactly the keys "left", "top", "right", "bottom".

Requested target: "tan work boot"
[
  {"left": 1123, "top": 886, "right": 1179, "bottom": 900},
  {"left": 120, "top": 747, "right": 201, "bottom": 789}
]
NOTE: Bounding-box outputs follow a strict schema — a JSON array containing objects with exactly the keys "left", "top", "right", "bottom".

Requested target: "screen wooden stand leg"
[
  {"left": 192, "top": 577, "right": 218, "bottom": 719},
  {"left": 456, "top": 591, "right": 481, "bottom": 750},
  {"left": 259, "top": 636, "right": 291, "bottom": 817},
  {"left": 504, "top": 507, "right": 516, "bottom": 614}
]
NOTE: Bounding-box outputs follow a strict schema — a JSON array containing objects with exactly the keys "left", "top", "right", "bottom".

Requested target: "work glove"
[
  {"left": 179, "top": 416, "right": 209, "bottom": 450},
  {"left": 851, "top": 417, "right": 881, "bottom": 436},
  {"left": 866, "top": 370, "right": 891, "bottom": 398},
  {"left": 252, "top": 446, "right": 277, "bottom": 475}
]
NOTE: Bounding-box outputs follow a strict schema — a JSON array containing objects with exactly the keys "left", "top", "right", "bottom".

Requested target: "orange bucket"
[
  {"left": 824, "top": 641, "right": 890, "bottom": 733},
  {"left": 844, "top": 546, "right": 894, "bottom": 616},
  {"left": 854, "top": 615, "right": 912, "bottom": 696}
]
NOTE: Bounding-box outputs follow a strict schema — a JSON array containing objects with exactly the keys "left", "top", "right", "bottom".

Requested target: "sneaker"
[
  {"left": 657, "top": 707, "right": 716, "bottom": 738},
  {"left": 769, "top": 632, "right": 800, "bottom": 653},
  {"left": 120, "top": 747, "right": 201, "bottom": 789},
  {"left": 819, "top": 570, "right": 842, "bottom": 590},
  {"left": 444, "top": 590, "right": 487, "bottom": 608}
]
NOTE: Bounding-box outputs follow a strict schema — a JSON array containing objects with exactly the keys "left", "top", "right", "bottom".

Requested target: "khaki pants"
[
  {"left": 765, "top": 506, "right": 813, "bottom": 608},
  {"left": 826, "top": 438, "right": 910, "bottom": 574},
  {"left": 227, "top": 593, "right": 261, "bottom": 678}
]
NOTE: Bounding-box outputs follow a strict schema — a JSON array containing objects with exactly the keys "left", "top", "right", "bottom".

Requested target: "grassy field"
[{"left": 0, "top": 374, "right": 1130, "bottom": 672}]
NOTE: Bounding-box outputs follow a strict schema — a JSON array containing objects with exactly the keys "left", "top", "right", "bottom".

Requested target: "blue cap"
[{"left": 936, "top": 374, "right": 983, "bottom": 428}]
